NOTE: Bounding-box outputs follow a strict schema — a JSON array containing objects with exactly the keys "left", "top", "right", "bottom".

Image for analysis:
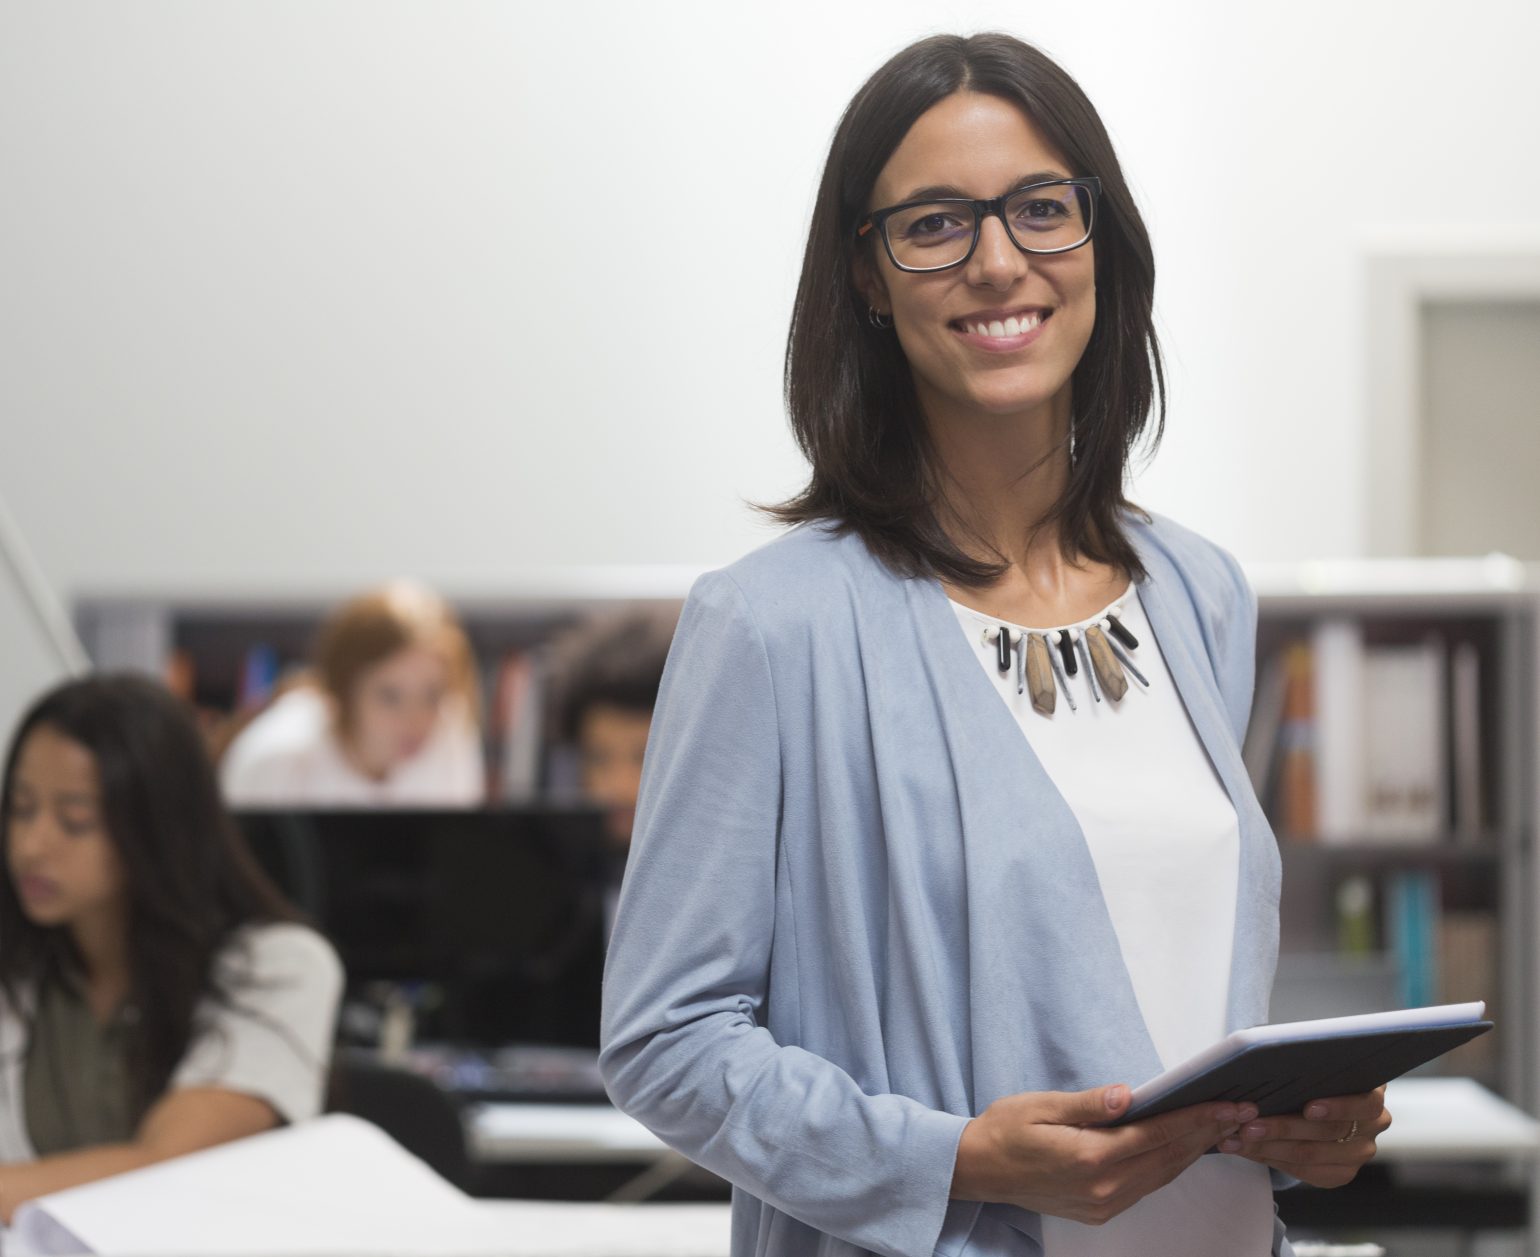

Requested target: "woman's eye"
[
  {"left": 901, "top": 212, "right": 968, "bottom": 243},
  {"left": 1014, "top": 198, "right": 1071, "bottom": 228}
]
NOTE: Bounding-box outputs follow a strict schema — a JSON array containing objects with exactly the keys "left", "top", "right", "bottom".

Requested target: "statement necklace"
[{"left": 977, "top": 591, "right": 1149, "bottom": 716}]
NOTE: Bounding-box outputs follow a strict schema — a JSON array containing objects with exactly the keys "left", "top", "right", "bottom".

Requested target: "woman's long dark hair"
[
  {"left": 0, "top": 674, "right": 298, "bottom": 1118},
  {"left": 769, "top": 32, "right": 1165, "bottom": 586}
]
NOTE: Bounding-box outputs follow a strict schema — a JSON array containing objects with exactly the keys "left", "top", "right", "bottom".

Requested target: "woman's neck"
[
  {"left": 923, "top": 385, "right": 1126, "bottom": 622},
  {"left": 69, "top": 907, "right": 132, "bottom": 1025},
  {"left": 923, "top": 385, "right": 1075, "bottom": 573}
]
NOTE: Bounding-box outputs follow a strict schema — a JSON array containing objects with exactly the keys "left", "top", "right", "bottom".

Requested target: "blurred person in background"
[
  {"left": 221, "top": 582, "right": 484, "bottom": 807},
  {"left": 0, "top": 675, "right": 342, "bottom": 1219},
  {"left": 547, "top": 608, "right": 678, "bottom": 859}
]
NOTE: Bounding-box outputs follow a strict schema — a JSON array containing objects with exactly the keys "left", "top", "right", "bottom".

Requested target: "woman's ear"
[{"left": 851, "top": 252, "right": 890, "bottom": 320}]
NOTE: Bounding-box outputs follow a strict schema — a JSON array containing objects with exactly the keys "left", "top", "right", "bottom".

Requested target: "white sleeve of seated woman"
[{"left": 171, "top": 923, "right": 344, "bottom": 1124}]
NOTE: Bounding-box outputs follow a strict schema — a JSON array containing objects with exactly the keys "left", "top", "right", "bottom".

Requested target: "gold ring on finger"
[{"left": 1335, "top": 1119, "right": 1359, "bottom": 1144}]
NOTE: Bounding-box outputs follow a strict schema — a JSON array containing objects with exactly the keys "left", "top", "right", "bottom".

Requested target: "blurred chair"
[{"left": 325, "top": 1054, "right": 473, "bottom": 1191}]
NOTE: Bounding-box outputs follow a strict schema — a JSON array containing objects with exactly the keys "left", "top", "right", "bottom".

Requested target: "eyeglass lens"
[{"left": 883, "top": 184, "right": 1091, "bottom": 270}]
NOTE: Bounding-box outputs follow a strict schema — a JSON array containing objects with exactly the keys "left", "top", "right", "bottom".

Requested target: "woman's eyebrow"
[{"left": 896, "top": 171, "right": 1071, "bottom": 202}]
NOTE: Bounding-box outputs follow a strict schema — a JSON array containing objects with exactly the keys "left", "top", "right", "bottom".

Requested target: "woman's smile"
[{"left": 950, "top": 304, "right": 1054, "bottom": 352}]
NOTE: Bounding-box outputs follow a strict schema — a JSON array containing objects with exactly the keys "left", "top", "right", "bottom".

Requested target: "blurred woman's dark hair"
[
  {"left": 768, "top": 31, "right": 1164, "bottom": 586},
  {"left": 0, "top": 674, "right": 298, "bottom": 1118}
]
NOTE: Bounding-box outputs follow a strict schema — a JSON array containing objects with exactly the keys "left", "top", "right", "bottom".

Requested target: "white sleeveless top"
[{"left": 951, "top": 586, "right": 1275, "bottom": 1254}]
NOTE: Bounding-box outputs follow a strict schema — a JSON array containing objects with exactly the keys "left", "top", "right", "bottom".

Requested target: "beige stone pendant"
[
  {"left": 1085, "top": 624, "right": 1129, "bottom": 702},
  {"left": 1025, "top": 632, "right": 1056, "bottom": 715}
]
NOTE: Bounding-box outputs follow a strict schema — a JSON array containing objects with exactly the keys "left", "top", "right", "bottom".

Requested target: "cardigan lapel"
[
  {"left": 905, "top": 572, "right": 1165, "bottom": 1110},
  {"left": 1130, "top": 536, "right": 1280, "bottom": 1032}
]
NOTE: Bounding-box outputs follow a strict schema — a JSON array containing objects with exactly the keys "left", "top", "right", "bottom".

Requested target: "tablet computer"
[{"left": 1108, "top": 1001, "right": 1492, "bottom": 1125}]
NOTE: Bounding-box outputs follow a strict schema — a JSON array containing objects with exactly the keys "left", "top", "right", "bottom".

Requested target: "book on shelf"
[
  {"left": 501, "top": 651, "right": 545, "bottom": 800},
  {"left": 163, "top": 647, "right": 196, "bottom": 702},
  {"left": 1314, "top": 619, "right": 1367, "bottom": 839},
  {"left": 1450, "top": 641, "right": 1484, "bottom": 838},
  {"left": 485, "top": 648, "right": 546, "bottom": 801},
  {"left": 1362, "top": 639, "right": 1446, "bottom": 843},
  {"left": 1386, "top": 868, "right": 1440, "bottom": 1010},
  {"left": 1250, "top": 626, "right": 1473, "bottom": 846},
  {"left": 1437, "top": 909, "right": 1500, "bottom": 1084},
  {"left": 1275, "top": 640, "right": 1318, "bottom": 838},
  {"left": 236, "top": 642, "right": 280, "bottom": 710}
]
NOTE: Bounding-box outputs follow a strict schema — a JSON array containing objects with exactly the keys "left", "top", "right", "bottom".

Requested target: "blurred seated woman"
[
  {"left": 221, "top": 582, "right": 484, "bottom": 807},
  {"left": 0, "top": 675, "right": 343, "bottom": 1220}
]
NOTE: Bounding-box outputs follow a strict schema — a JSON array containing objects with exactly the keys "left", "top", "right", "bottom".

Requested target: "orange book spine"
[{"left": 1277, "top": 641, "right": 1317, "bottom": 840}]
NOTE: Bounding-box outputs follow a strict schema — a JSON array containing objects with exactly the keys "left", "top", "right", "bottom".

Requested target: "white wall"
[{"left": 2, "top": 0, "right": 1538, "bottom": 721}]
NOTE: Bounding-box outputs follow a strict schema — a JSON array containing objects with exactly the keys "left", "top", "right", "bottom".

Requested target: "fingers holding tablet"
[{"left": 1218, "top": 1085, "right": 1392, "bottom": 1187}]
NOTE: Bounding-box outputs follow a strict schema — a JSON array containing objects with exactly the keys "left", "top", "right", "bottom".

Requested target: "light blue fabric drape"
[{"left": 601, "top": 512, "right": 1289, "bottom": 1257}]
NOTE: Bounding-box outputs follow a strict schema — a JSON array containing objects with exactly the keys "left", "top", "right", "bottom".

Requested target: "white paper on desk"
[{"left": 6, "top": 1113, "right": 514, "bottom": 1256}]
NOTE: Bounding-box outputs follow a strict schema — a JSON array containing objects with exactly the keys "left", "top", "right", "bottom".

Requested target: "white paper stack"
[{"left": 5, "top": 1115, "right": 516, "bottom": 1256}]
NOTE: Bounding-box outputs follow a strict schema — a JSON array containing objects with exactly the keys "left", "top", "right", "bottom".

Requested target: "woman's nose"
[
  {"left": 967, "top": 215, "right": 1030, "bottom": 288},
  {"left": 8, "top": 817, "right": 52, "bottom": 863}
]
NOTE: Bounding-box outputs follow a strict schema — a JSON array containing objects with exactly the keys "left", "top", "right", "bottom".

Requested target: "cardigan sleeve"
[{"left": 599, "top": 569, "right": 970, "bottom": 1257}]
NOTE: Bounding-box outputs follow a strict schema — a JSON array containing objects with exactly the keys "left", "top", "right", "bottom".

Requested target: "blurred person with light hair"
[{"left": 221, "top": 582, "right": 483, "bottom": 806}]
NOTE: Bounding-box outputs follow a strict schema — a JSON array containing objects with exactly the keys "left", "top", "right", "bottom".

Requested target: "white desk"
[
  {"left": 1378, "top": 1076, "right": 1540, "bottom": 1161},
  {"left": 471, "top": 1201, "right": 730, "bottom": 1256},
  {"left": 467, "top": 1103, "right": 689, "bottom": 1202},
  {"left": 470, "top": 1077, "right": 1540, "bottom": 1167},
  {"left": 470, "top": 1077, "right": 1540, "bottom": 1235},
  {"left": 468, "top": 1103, "right": 666, "bottom": 1164}
]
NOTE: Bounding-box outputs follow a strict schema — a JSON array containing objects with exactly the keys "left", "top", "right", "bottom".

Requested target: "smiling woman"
[
  {"left": 598, "top": 31, "right": 1388, "bottom": 1257},
  {"left": 771, "top": 35, "right": 1165, "bottom": 596}
]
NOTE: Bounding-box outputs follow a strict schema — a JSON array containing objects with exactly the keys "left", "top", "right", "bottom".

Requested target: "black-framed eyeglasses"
[{"left": 856, "top": 177, "right": 1101, "bottom": 273}]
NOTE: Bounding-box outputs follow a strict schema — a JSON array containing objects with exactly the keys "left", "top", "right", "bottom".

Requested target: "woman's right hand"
[{"left": 950, "top": 1084, "right": 1255, "bottom": 1224}]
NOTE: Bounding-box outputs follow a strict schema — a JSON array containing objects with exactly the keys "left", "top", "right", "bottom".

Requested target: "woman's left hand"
[{"left": 1217, "top": 1086, "right": 1391, "bottom": 1187}]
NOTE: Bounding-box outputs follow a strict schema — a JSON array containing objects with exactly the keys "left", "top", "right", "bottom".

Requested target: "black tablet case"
[{"left": 1110, "top": 1020, "right": 1494, "bottom": 1125}]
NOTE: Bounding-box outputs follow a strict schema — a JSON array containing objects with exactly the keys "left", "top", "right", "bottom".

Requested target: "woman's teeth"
[{"left": 967, "top": 311, "right": 1045, "bottom": 337}]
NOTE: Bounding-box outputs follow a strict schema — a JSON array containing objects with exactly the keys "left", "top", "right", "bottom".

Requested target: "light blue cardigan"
[{"left": 600, "top": 512, "right": 1289, "bottom": 1257}]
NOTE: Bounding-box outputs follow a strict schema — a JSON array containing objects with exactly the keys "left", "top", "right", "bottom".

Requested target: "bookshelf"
[{"left": 1247, "top": 557, "right": 1539, "bottom": 1114}]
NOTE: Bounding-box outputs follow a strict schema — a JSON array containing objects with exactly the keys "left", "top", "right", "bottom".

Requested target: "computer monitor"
[{"left": 234, "top": 807, "right": 609, "bottom": 1049}]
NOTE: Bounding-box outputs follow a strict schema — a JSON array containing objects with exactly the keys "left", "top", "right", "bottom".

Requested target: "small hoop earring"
[{"left": 868, "top": 307, "right": 893, "bottom": 329}]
